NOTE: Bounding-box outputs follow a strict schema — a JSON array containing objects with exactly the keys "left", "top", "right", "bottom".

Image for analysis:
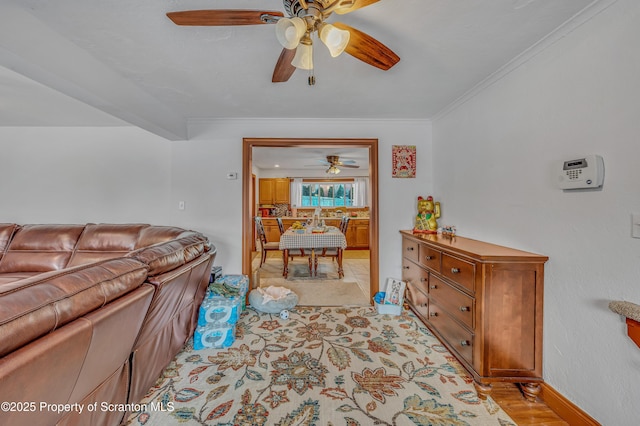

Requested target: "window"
[{"left": 300, "top": 182, "right": 355, "bottom": 207}]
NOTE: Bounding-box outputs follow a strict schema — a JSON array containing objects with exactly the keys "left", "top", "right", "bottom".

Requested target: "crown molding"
[{"left": 433, "top": 0, "right": 620, "bottom": 121}]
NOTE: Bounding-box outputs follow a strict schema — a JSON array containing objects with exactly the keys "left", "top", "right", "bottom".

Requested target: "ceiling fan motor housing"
[{"left": 284, "top": 0, "right": 334, "bottom": 22}]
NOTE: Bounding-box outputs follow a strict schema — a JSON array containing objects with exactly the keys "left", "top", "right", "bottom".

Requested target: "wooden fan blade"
[
  {"left": 339, "top": 164, "right": 360, "bottom": 168},
  {"left": 335, "top": 0, "right": 380, "bottom": 15},
  {"left": 333, "top": 22, "right": 399, "bottom": 71},
  {"left": 166, "top": 10, "right": 283, "bottom": 26},
  {"left": 272, "top": 48, "right": 297, "bottom": 83}
]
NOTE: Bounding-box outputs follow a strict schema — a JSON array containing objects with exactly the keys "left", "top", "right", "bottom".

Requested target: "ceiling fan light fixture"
[
  {"left": 319, "top": 23, "right": 350, "bottom": 57},
  {"left": 326, "top": 165, "right": 341, "bottom": 174},
  {"left": 291, "top": 37, "right": 313, "bottom": 70},
  {"left": 275, "top": 17, "right": 307, "bottom": 49}
]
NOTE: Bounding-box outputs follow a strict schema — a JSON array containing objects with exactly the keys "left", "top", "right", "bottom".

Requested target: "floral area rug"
[{"left": 124, "top": 306, "right": 516, "bottom": 426}]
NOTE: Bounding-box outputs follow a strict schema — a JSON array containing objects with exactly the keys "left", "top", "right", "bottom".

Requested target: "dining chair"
[
  {"left": 323, "top": 216, "right": 350, "bottom": 261},
  {"left": 339, "top": 216, "right": 350, "bottom": 234},
  {"left": 277, "top": 217, "right": 306, "bottom": 259},
  {"left": 254, "top": 216, "right": 281, "bottom": 267}
]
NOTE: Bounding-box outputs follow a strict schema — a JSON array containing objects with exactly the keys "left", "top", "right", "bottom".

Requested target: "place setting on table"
[{"left": 278, "top": 218, "right": 347, "bottom": 279}]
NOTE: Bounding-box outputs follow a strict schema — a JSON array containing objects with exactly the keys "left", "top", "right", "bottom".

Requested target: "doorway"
[{"left": 241, "top": 138, "right": 379, "bottom": 301}]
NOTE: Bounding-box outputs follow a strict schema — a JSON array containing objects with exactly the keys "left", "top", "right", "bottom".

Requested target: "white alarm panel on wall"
[{"left": 556, "top": 155, "right": 604, "bottom": 190}]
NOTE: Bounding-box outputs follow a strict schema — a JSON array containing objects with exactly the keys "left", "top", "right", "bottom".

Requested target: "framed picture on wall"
[{"left": 392, "top": 145, "right": 416, "bottom": 178}]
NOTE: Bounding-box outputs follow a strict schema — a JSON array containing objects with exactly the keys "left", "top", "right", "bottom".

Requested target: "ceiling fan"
[
  {"left": 166, "top": 0, "right": 400, "bottom": 84},
  {"left": 320, "top": 155, "right": 360, "bottom": 174}
]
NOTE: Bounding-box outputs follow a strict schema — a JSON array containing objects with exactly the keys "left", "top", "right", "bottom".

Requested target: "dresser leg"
[
  {"left": 474, "top": 381, "right": 492, "bottom": 400},
  {"left": 520, "top": 382, "right": 541, "bottom": 402}
]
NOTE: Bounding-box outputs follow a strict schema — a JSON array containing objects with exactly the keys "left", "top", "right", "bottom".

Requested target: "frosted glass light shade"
[
  {"left": 319, "top": 24, "right": 350, "bottom": 57},
  {"left": 275, "top": 17, "right": 307, "bottom": 49},
  {"left": 291, "top": 43, "right": 313, "bottom": 70}
]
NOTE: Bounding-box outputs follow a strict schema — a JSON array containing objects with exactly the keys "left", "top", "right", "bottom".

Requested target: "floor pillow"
[{"left": 248, "top": 286, "right": 298, "bottom": 314}]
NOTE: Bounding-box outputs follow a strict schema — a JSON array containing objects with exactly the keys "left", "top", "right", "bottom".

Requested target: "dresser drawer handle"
[
  {"left": 451, "top": 267, "right": 460, "bottom": 274},
  {"left": 460, "top": 340, "right": 470, "bottom": 346},
  {"left": 407, "top": 246, "right": 414, "bottom": 251},
  {"left": 424, "top": 255, "right": 433, "bottom": 260},
  {"left": 429, "top": 285, "right": 437, "bottom": 289},
  {"left": 459, "top": 306, "right": 470, "bottom": 312}
]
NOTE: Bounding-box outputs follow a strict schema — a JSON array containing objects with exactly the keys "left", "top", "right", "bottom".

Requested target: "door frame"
[{"left": 242, "top": 137, "right": 379, "bottom": 301}]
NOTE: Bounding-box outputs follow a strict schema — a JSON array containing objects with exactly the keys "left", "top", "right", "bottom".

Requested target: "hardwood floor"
[{"left": 489, "top": 383, "right": 569, "bottom": 425}]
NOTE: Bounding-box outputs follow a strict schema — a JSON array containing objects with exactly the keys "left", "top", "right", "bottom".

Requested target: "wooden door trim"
[{"left": 242, "top": 138, "right": 379, "bottom": 301}]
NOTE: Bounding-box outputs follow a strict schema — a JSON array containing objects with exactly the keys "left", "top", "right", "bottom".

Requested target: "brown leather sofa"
[{"left": 0, "top": 223, "right": 216, "bottom": 426}]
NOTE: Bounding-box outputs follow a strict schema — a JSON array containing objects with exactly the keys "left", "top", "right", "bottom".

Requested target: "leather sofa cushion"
[
  {"left": 0, "top": 224, "right": 19, "bottom": 261},
  {"left": 0, "top": 224, "right": 85, "bottom": 273},
  {"left": 0, "top": 257, "right": 149, "bottom": 357},
  {"left": 0, "top": 272, "right": 38, "bottom": 287},
  {"left": 130, "top": 235, "right": 208, "bottom": 276},
  {"left": 67, "top": 223, "right": 148, "bottom": 267}
]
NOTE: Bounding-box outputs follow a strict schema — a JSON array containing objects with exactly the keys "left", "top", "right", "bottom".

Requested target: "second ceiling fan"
[
  {"left": 321, "top": 155, "right": 360, "bottom": 174},
  {"left": 166, "top": 0, "right": 400, "bottom": 84}
]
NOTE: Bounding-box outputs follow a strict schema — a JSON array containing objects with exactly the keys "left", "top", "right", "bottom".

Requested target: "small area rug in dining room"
[{"left": 124, "top": 306, "right": 516, "bottom": 426}]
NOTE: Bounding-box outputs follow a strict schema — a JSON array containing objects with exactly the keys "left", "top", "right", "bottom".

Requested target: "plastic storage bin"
[{"left": 373, "top": 291, "right": 403, "bottom": 316}]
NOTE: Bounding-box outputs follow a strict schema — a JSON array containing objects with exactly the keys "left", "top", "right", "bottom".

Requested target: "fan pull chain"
[{"left": 308, "top": 45, "right": 315, "bottom": 85}]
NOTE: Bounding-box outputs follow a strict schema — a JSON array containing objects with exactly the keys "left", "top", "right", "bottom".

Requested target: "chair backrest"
[
  {"left": 254, "top": 217, "right": 267, "bottom": 244},
  {"left": 340, "top": 216, "right": 350, "bottom": 234},
  {"left": 276, "top": 217, "right": 285, "bottom": 235}
]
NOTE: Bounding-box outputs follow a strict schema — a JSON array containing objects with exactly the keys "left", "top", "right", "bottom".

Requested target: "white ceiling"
[{"left": 1, "top": 0, "right": 599, "bottom": 141}]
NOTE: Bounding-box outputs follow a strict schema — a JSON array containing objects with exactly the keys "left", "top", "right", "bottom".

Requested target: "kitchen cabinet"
[
  {"left": 259, "top": 178, "right": 290, "bottom": 205},
  {"left": 346, "top": 220, "right": 369, "bottom": 249},
  {"left": 260, "top": 218, "right": 281, "bottom": 243},
  {"left": 400, "top": 230, "right": 547, "bottom": 401}
]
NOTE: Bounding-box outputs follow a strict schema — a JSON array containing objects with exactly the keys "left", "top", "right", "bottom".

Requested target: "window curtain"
[
  {"left": 353, "top": 178, "right": 368, "bottom": 207},
  {"left": 291, "top": 178, "right": 303, "bottom": 207}
]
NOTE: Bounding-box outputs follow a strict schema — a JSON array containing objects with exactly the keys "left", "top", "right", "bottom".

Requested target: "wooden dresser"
[{"left": 400, "top": 230, "right": 548, "bottom": 401}]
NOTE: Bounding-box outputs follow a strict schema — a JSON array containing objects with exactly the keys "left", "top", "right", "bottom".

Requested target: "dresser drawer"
[
  {"left": 442, "top": 254, "right": 476, "bottom": 293},
  {"left": 406, "top": 282, "right": 429, "bottom": 312},
  {"left": 402, "top": 259, "right": 429, "bottom": 293},
  {"left": 419, "top": 245, "right": 441, "bottom": 273},
  {"left": 428, "top": 275, "right": 475, "bottom": 329},
  {"left": 402, "top": 239, "right": 419, "bottom": 263},
  {"left": 429, "top": 302, "right": 474, "bottom": 365}
]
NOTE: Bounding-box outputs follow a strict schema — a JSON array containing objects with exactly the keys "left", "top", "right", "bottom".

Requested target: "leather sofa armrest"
[{"left": 129, "top": 235, "right": 210, "bottom": 276}]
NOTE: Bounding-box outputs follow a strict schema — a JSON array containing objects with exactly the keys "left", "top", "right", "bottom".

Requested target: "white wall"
[
  {"left": 0, "top": 126, "right": 172, "bottom": 224},
  {"left": 170, "top": 118, "right": 432, "bottom": 285},
  {"left": 432, "top": 1, "right": 640, "bottom": 424}
]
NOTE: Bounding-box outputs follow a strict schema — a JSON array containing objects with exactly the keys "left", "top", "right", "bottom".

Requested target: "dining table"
[{"left": 278, "top": 226, "right": 347, "bottom": 279}]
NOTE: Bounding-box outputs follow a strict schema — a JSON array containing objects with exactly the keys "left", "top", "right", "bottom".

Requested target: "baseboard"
[{"left": 540, "top": 383, "right": 601, "bottom": 426}]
